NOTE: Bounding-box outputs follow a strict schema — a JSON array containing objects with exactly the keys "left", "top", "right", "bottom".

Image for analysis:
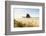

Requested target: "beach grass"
[{"left": 14, "top": 17, "right": 39, "bottom": 27}]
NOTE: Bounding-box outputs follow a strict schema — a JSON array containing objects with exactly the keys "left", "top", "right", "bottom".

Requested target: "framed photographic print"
[{"left": 5, "top": 1, "right": 45, "bottom": 35}]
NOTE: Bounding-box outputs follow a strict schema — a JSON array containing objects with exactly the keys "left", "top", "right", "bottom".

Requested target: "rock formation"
[{"left": 26, "top": 14, "right": 30, "bottom": 18}]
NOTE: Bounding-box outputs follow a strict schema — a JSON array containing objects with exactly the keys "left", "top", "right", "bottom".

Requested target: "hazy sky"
[{"left": 13, "top": 8, "right": 39, "bottom": 19}]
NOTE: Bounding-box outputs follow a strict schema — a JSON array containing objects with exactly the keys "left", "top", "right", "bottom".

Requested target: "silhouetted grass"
[
  {"left": 14, "top": 19, "right": 25, "bottom": 27},
  {"left": 14, "top": 18, "right": 39, "bottom": 27}
]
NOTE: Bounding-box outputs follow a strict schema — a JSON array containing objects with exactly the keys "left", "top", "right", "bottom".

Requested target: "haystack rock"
[{"left": 26, "top": 14, "right": 30, "bottom": 18}]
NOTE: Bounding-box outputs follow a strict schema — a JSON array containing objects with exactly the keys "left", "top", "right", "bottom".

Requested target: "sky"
[{"left": 13, "top": 8, "right": 39, "bottom": 19}]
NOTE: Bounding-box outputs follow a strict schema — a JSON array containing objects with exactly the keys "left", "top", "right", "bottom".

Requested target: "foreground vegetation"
[{"left": 14, "top": 18, "right": 39, "bottom": 27}]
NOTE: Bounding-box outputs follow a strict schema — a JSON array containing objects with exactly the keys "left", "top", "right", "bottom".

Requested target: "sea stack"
[{"left": 26, "top": 14, "right": 30, "bottom": 18}]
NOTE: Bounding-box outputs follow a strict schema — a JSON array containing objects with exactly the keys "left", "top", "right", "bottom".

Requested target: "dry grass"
[{"left": 14, "top": 17, "right": 39, "bottom": 27}]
